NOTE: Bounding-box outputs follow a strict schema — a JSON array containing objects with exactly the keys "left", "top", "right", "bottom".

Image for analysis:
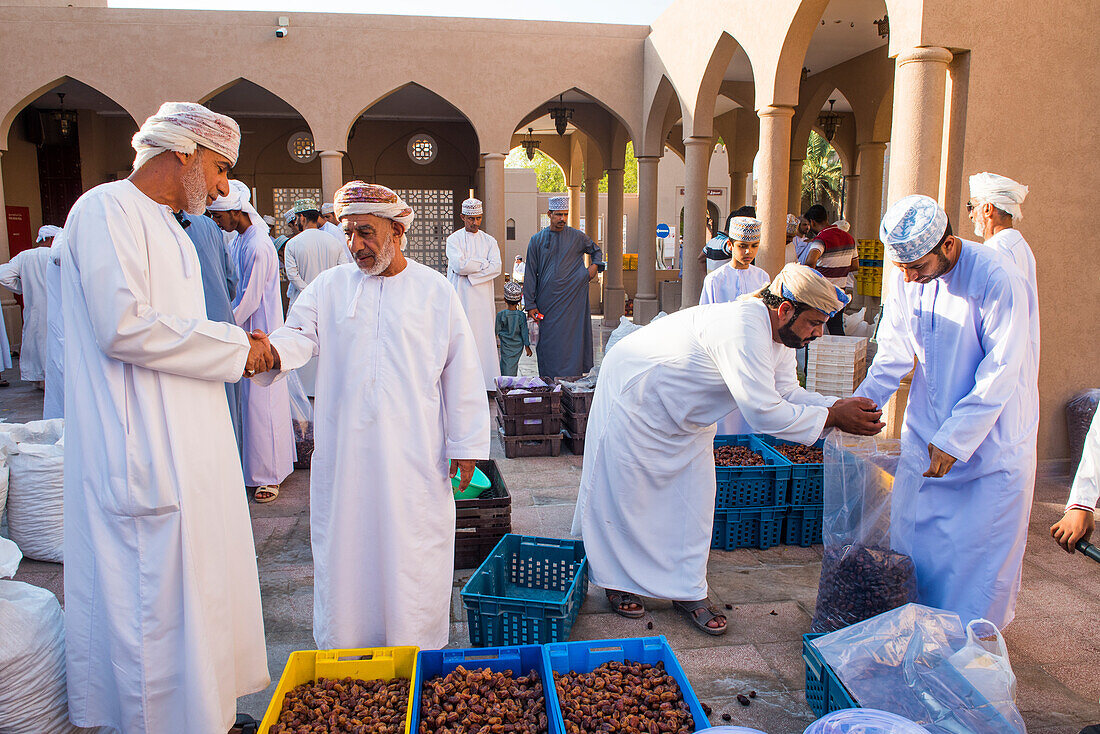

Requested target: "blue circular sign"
[{"left": 656, "top": 223, "right": 671, "bottom": 238}]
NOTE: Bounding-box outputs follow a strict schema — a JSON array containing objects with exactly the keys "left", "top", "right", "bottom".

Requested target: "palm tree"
[{"left": 801, "top": 131, "right": 842, "bottom": 211}]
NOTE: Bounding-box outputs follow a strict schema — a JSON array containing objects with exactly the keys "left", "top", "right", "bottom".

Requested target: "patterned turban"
[
  {"left": 880, "top": 194, "right": 948, "bottom": 263},
  {"left": 291, "top": 198, "right": 319, "bottom": 216},
  {"left": 751, "top": 263, "right": 850, "bottom": 317},
  {"left": 504, "top": 281, "right": 523, "bottom": 303},
  {"left": 462, "top": 198, "right": 483, "bottom": 216},
  {"left": 727, "top": 216, "right": 762, "bottom": 244},
  {"left": 131, "top": 101, "right": 240, "bottom": 171},
  {"left": 321, "top": 202, "right": 335, "bottom": 215},
  {"left": 547, "top": 195, "right": 569, "bottom": 212},
  {"left": 786, "top": 214, "right": 800, "bottom": 236},
  {"left": 334, "top": 181, "right": 415, "bottom": 249},
  {"left": 283, "top": 208, "right": 296, "bottom": 225},
  {"left": 36, "top": 225, "right": 63, "bottom": 242},
  {"left": 969, "top": 172, "right": 1028, "bottom": 222}
]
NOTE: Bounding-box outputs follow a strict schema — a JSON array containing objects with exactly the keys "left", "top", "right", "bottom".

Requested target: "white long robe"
[
  {"left": 0, "top": 299, "right": 11, "bottom": 371},
  {"left": 0, "top": 245, "right": 50, "bottom": 381},
  {"left": 571, "top": 300, "right": 836, "bottom": 601},
  {"left": 43, "top": 237, "right": 65, "bottom": 419},
  {"left": 1068, "top": 411, "right": 1100, "bottom": 512},
  {"left": 447, "top": 228, "right": 502, "bottom": 389},
  {"left": 699, "top": 264, "right": 772, "bottom": 435},
  {"left": 855, "top": 243, "right": 1034, "bottom": 628},
  {"left": 230, "top": 224, "right": 295, "bottom": 488},
  {"left": 257, "top": 260, "right": 490, "bottom": 650},
  {"left": 59, "top": 180, "right": 268, "bottom": 733}
]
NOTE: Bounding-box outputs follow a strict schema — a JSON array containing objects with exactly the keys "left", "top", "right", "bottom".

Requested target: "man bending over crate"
[
  {"left": 571, "top": 264, "right": 884, "bottom": 635},
  {"left": 249, "top": 181, "right": 490, "bottom": 650}
]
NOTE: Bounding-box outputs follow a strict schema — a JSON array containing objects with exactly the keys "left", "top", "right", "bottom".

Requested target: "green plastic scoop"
[{"left": 452, "top": 465, "right": 492, "bottom": 499}]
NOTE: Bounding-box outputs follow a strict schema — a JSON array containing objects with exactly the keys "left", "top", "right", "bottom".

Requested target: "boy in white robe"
[
  {"left": 856, "top": 194, "right": 1035, "bottom": 628},
  {"left": 447, "top": 197, "right": 502, "bottom": 390},
  {"left": 253, "top": 181, "right": 489, "bottom": 650},
  {"left": 0, "top": 225, "right": 57, "bottom": 385}
]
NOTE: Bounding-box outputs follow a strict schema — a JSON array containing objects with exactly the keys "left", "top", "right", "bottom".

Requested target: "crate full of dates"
[
  {"left": 760, "top": 435, "right": 825, "bottom": 505},
  {"left": 259, "top": 645, "right": 418, "bottom": 733},
  {"left": 543, "top": 636, "right": 709, "bottom": 734},
  {"left": 712, "top": 435, "right": 792, "bottom": 507},
  {"left": 411, "top": 645, "right": 553, "bottom": 734},
  {"left": 462, "top": 534, "right": 588, "bottom": 647}
]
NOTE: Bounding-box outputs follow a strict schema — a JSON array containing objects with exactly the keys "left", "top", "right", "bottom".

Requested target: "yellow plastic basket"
[{"left": 260, "top": 646, "right": 419, "bottom": 733}]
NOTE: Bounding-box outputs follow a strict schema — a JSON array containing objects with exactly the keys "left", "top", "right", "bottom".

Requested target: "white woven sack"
[
  {"left": 6, "top": 441, "right": 64, "bottom": 563},
  {"left": 0, "top": 434, "right": 11, "bottom": 529},
  {"left": 0, "top": 580, "right": 89, "bottom": 733}
]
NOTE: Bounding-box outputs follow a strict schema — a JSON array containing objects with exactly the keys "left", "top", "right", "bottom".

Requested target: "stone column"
[
  {"left": 482, "top": 152, "right": 507, "bottom": 303},
  {"left": 756, "top": 105, "right": 796, "bottom": 275},
  {"left": 855, "top": 142, "right": 887, "bottom": 240},
  {"left": 319, "top": 150, "right": 344, "bottom": 204},
  {"left": 603, "top": 168, "right": 625, "bottom": 324},
  {"left": 788, "top": 158, "right": 804, "bottom": 216},
  {"left": 568, "top": 184, "right": 582, "bottom": 229},
  {"left": 886, "top": 47, "right": 953, "bottom": 202},
  {"left": 842, "top": 174, "right": 860, "bottom": 230},
  {"left": 680, "top": 136, "right": 711, "bottom": 309},
  {"left": 729, "top": 171, "right": 747, "bottom": 211},
  {"left": 0, "top": 151, "right": 17, "bottom": 348},
  {"left": 634, "top": 155, "right": 660, "bottom": 324},
  {"left": 584, "top": 176, "right": 601, "bottom": 243}
]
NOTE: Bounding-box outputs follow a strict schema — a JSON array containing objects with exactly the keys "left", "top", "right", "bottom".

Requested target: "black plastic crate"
[
  {"left": 455, "top": 459, "right": 512, "bottom": 569},
  {"left": 496, "top": 401, "right": 563, "bottom": 436},
  {"left": 498, "top": 427, "right": 563, "bottom": 458}
]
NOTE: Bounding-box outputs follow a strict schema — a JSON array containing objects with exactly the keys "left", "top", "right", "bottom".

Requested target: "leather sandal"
[
  {"left": 673, "top": 599, "right": 727, "bottom": 636},
  {"left": 605, "top": 589, "right": 646, "bottom": 618}
]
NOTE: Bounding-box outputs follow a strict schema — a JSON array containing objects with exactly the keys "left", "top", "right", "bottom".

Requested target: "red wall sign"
[{"left": 6, "top": 206, "right": 32, "bottom": 259}]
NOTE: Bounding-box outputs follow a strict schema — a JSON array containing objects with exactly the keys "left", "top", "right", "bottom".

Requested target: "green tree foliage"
[
  {"left": 505, "top": 147, "right": 566, "bottom": 192},
  {"left": 802, "top": 131, "right": 842, "bottom": 210}
]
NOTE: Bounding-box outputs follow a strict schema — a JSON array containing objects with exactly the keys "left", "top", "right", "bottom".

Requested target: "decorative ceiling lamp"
[
  {"left": 52, "top": 92, "right": 76, "bottom": 140},
  {"left": 875, "top": 14, "right": 889, "bottom": 39},
  {"left": 818, "top": 99, "right": 841, "bottom": 142},
  {"left": 521, "top": 127, "right": 541, "bottom": 161},
  {"left": 547, "top": 94, "right": 574, "bottom": 137}
]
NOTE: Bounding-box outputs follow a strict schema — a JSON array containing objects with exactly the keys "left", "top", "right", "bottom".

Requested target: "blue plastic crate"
[
  {"left": 803, "top": 633, "right": 859, "bottom": 717},
  {"left": 461, "top": 534, "right": 588, "bottom": 647},
  {"left": 783, "top": 504, "right": 824, "bottom": 546},
  {"left": 411, "top": 645, "right": 554, "bottom": 733},
  {"left": 760, "top": 435, "right": 825, "bottom": 505},
  {"left": 543, "top": 636, "right": 710, "bottom": 734},
  {"left": 712, "top": 505, "right": 785, "bottom": 550},
  {"left": 714, "top": 434, "right": 792, "bottom": 507}
]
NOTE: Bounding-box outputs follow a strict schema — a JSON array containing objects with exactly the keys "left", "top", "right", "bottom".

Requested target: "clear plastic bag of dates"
[{"left": 811, "top": 432, "right": 917, "bottom": 633}]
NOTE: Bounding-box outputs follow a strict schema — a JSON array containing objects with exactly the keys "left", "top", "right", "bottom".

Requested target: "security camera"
[{"left": 275, "top": 26, "right": 288, "bottom": 38}]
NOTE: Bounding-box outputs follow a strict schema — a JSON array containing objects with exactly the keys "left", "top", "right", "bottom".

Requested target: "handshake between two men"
[{"left": 244, "top": 329, "right": 279, "bottom": 377}]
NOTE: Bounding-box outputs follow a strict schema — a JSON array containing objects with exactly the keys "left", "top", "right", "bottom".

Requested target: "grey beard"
[
  {"left": 362, "top": 233, "right": 396, "bottom": 276},
  {"left": 181, "top": 157, "right": 209, "bottom": 215},
  {"left": 972, "top": 216, "right": 985, "bottom": 239}
]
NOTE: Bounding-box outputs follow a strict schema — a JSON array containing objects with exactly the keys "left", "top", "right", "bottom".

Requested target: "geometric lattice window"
[
  {"left": 395, "top": 188, "right": 455, "bottom": 274},
  {"left": 407, "top": 134, "right": 437, "bottom": 165},
  {"left": 287, "top": 131, "right": 317, "bottom": 163},
  {"left": 273, "top": 187, "right": 322, "bottom": 217}
]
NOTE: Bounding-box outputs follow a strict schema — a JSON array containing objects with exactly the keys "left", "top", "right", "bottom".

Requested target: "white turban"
[
  {"left": 969, "top": 172, "right": 1028, "bottom": 222},
  {"left": 36, "top": 225, "right": 63, "bottom": 242},
  {"left": 321, "top": 203, "right": 335, "bottom": 215},
  {"left": 131, "top": 102, "right": 241, "bottom": 172},
  {"left": 334, "top": 181, "right": 415, "bottom": 250},
  {"left": 207, "top": 180, "right": 267, "bottom": 232},
  {"left": 462, "top": 198, "right": 483, "bottom": 216}
]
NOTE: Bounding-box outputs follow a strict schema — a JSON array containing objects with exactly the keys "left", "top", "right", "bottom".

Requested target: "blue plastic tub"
[
  {"left": 784, "top": 504, "right": 824, "bottom": 547},
  {"left": 760, "top": 435, "right": 825, "bottom": 505},
  {"left": 713, "top": 434, "right": 792, "bottom": 507},
  {"left": 461, "top": 534, "right": 588, "bottom": 647},
  {"left": 803, "top": 633, "right": 859, "bottom": 717},
  {"left": 543, "top": 636, "right": 710, "bottom": 734},
  {"left": 411, "top": 645, "right": 554, "bottom": 733},
  {"left": 712, "top": 505, "right": 786, "bottom": 550}
]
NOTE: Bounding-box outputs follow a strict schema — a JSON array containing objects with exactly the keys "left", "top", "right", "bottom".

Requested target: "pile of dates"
[
  {"left": 714, "top": 445, "right": 764, "bottom": 467},
  {"left": 811, "top": 543, "right": 918, "bottom": 633},
  {"left": 554, "top": 660, "right": 695, "bottom": 734},
  {"left": 773, "top": 444, "right": 823, "bottom": 464},
  {"left": 418, "top": 665, "right": 548, "bottom": 734},
  {"left": 293, "top": 419, "right": 314, "bottom": 469},
  {"left": 273, "top": 676, "right": 409, "bottom": 734}
]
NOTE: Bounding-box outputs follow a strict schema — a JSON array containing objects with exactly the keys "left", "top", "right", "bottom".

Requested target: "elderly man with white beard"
[
  {"left": 58, "top": 102, "right": 271, "bottom": 734},
  {"left": 251, "top": 180, "right": 489, "bottom": 650}
]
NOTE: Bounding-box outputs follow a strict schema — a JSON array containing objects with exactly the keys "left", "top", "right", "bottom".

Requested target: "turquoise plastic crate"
[
  {"left": 760, "top": 435, "right": 825, "bottom": 505},
  {"left": 784, "top": 504, "right": 824, "bottom": 546},
  {"left": 461, "top": 534, "right": 588, "bottom": 647},
  {"left": 803, "top": 633, "right": 859, "bottom": 717},
  {"left": 714, "top": 434, "right": 792, "bottom": 507},
  {"left": 543, "top": 636, "right": 710, "bottom": 734},
  {"left": 411, "top": 645, "right": 553, "bottom": 733},
  {"left": 712, "top": 505, "right": 785, "bottom": 550}
]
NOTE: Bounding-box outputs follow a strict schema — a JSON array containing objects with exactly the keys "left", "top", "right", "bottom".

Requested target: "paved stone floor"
[{"left": 3, "top": 325, "right": 1099, "bottom": 732}]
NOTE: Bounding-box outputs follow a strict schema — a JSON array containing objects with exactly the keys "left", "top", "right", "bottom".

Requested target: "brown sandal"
[
  {"left": 606, "top": 589, "right": 646, "bottom": 618},
  {"left": 673, "top": 600, "right": 727, "bottom": 636}
]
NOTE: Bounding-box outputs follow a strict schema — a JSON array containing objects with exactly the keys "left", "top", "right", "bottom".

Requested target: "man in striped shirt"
[{"left": 802, "top": 204, "right": 856, "bottom": 334}]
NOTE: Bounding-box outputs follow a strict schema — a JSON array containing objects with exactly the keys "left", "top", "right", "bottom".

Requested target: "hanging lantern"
[
  {"left": 521, "top": 128, "right": 541, "bottom": 161},
  {"left": 547, "top": 94, "right": 574, "bottom": 137},
  {"left": 817, "top": 99, "right": 841, "bottom": 142}
]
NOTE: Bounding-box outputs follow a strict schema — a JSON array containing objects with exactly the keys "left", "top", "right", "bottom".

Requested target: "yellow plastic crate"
[{"left": 260, "top": 646, "right": 419, "bottom": 733}]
